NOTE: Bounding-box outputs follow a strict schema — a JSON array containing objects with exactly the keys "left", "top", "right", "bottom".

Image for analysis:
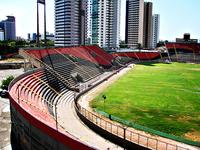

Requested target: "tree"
[
  {"left": 0, "top": 40, "right": 18, "bottom": 55},
  {"left": 8, "top": 41, "right": 16, "bottom": 48},
  {"left": 0, "top": 76, "right": 14, "bottom": 90},
  {"left": 46, "top": 39, "right": 54, "bottom": 47},
  {"left": 119, "top": 41, "right": 128, "bottom": 48},
  {"left": 15, "top": 40, "right": 27, "bottom": 48},
  {"left": 137, "top": 43, "right": 142, "bottom": 50},
  {"left": 157, "top": 40, "right": 168, "bottom": 47},
  {"left": 40, "top": 39, "right": 54, "bottom": 47}
]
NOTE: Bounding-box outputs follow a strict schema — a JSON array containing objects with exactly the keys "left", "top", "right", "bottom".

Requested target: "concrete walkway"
[
  {"left": 0, "top": 101, "right": 11, "bottom": 150},
  {"left": 0, "top": 68, "right": 24, "bottom": 150},
  {"left": 56, "top": 73, "right": 123, "bottom": 150}
]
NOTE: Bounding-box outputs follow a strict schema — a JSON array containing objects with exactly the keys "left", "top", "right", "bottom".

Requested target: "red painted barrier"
[
  {"left": 25, "top": 45, "right": 113, "bottom": 66},
  {"left": 112, "top": 52, "right": 160, "bottom": 60},
  {"left": 166, "top": 43, "right": 200, "bottom": 53}
]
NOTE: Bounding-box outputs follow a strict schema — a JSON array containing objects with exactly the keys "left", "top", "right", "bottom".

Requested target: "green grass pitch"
[{"left": 91, "top": 62, "right": 200, "bottom": 141}]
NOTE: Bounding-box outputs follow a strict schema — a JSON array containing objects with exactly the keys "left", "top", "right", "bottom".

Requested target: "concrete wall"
[{"left": 10, "top": 104, "right": 68, "bottom": 150}]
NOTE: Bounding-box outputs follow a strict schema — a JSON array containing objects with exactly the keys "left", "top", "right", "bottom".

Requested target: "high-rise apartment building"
[
  {"left": 32, "top": 33, "right": 37, "bottom": 41},
  {"left": 27, "top": 33, "right": 31, "bottom": 41},
  {"left": 125, "top": 0, "right": 144, "bottom": 48},
  {"left": 87, "top": 0, "right": 92, "bottom": 44},
  {"left": 112, "top": 0, "right": 121, "bottom": 48},
  {"left": 143, "top": 2, "right": 153, "bottom": 48},
  {"left": 55, "top": 0, "right": 88, "bottom": 46},
  {"left": 91, "top": 0, "right": 121, "bottom": 49},
  {"left": 152, "top": 14, "right": 160, "bottom": 48},
  {"left": 0, "top": 16, "right": 16, "bottom": 40}
]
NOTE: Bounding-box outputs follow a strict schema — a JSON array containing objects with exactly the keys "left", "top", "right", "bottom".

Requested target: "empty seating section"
[
  {"left": 111, "top": 56, "right": 133, "bottom": 65},
  {"left": 26, "top": 47, "right": 107, "bottom": 88},
  {"left": 9, "top": 46, "right": 115, "bottom": 148},
  {"left": 26, "top": 45, "right": 114, "bottom": 67},
  {"left": 60, "top": 47, "right": 99, "bottom": 65},
  {"left": 166, "top": 43, "right": 200, "bottom": 53},
  {"left": 41, "top": 53, "right": 68, "bottom": 65},
  {"left": 14, "top": 46, "right": 113, "bottom": 119},
  {"left": 166, "top": 44, "right": 200, "bottom": 63},
  {"left": 168, "top": 52, "right": 200, "bottom": 62},
  {"left": 75, "top": 58, "right": 103, "bottom": 80},
  {"left": 48, "top": 61, "right": 79, "bottom": 86},
  {"left": 10, "top": 46, "right": 116, "bottom": 134},
  {"left": 11, "top": 83, "right": 57, "bottom": 129},
  {"left": 112, "top": 52, "right": 161, "bottom": 60},
  {"left": 83, "top": 45, "right": 113, "bottom": 66},
  {"left": 12, "top": 45, "right": 158, "bottom": 149},
  {"left": 43, "top": 69, "right": 65, "bottom": 92},
  {"left": 12, "top": 69, "right": 72, "bottom": 117},
  {"left": 14, "top": 46, "right": 120, "bottom": 126}
]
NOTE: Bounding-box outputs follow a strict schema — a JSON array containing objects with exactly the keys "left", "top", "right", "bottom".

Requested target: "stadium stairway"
[{"left": 56, "top": 75, "right": 122, "bottom": 150}]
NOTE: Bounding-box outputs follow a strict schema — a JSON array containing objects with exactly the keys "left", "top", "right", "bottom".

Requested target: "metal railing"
[{"left": 76, "top": 103, "right": 192, "bottom": 150}]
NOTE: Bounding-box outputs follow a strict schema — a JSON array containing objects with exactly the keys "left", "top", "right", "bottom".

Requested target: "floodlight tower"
[{"left": 37, "top": 0, "right": 47, "bottom": 47}]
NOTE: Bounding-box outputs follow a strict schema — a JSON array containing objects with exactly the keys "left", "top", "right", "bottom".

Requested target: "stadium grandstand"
[
  {"left": 165, "top": 43, "right": 200, "bottom": 63},
  {"left": 9, "top": 45, "right": 199, "bottom": 150}
]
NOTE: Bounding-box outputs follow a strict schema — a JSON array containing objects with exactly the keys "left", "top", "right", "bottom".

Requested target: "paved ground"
[{"left": 0, "top": 68, "right": 24, "bottom": 150}]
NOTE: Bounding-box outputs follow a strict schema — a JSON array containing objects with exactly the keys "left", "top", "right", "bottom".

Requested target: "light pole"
[
  {"left": 36, "top": 1, "right": 40, "bottom": 47},
  {"left": 44, "top": 1, "right": 47, "bottom": 47},
  {"left": 37, "top": 0, "right": 47, "bottom": 47},
  {"left": 102, "top": 94, "right": 106, "bottom": 111}
]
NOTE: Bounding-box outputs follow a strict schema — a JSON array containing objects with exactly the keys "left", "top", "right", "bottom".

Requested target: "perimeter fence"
[{"left": 75, "top": 103, "right": 200, "bottom": 150}]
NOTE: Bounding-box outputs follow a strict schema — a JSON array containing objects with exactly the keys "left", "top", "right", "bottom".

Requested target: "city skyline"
[{"left": 0, "top": 0, "right": 200, "bottom": 41}]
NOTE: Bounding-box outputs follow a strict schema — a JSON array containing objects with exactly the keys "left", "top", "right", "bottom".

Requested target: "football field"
[{"left": 91, "top": 62, "right": 200, "bottom": 141}]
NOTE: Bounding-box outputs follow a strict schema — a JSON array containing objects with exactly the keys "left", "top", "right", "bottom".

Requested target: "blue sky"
[{"left": 0, "top": 0, "right": 199, "bottom": 41}]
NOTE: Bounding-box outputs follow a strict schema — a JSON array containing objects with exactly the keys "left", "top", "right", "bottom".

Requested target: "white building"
[
  {"left": 0, "top": 28, "right": 4, "bottom": 41},
  {"left": 125, "top": 0, "right": 144, "bottom": 48},
  {"left": 152, "top": 14, "right": 160, "bottom": 48},
  {"left": 54, "top": 0, "right": 88, "bottom": 46},
  {"left": 91, "top": 0, "right": 121, "bottom": 49}
]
